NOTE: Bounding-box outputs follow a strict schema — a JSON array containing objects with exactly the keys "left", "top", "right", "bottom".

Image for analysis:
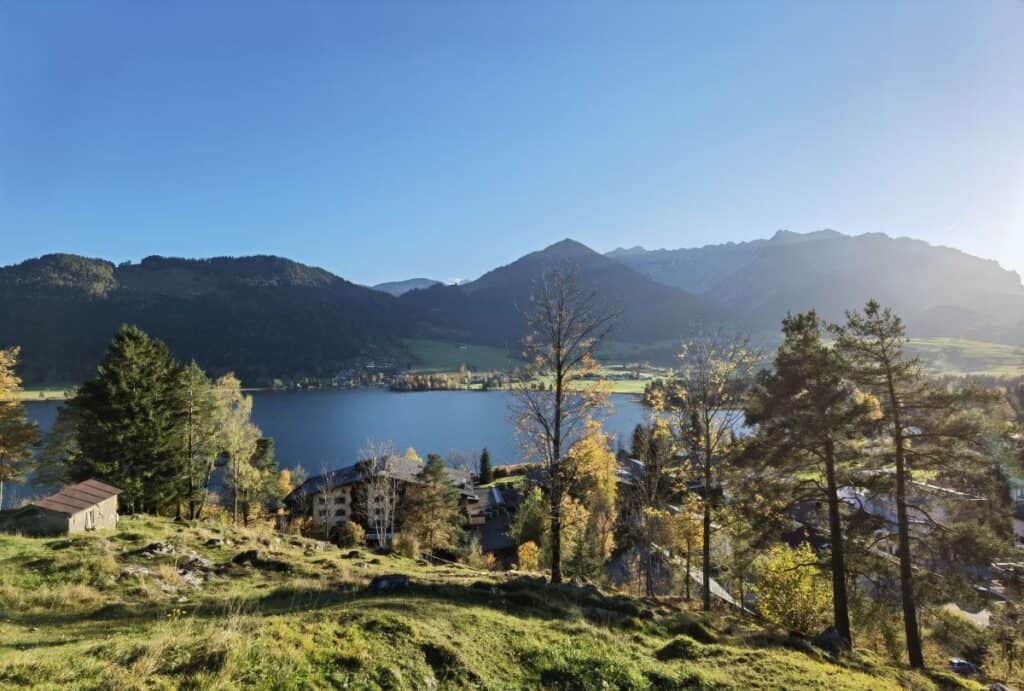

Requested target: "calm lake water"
[{"left": 10, "top": 390, "right": 651, "bottom": 507}]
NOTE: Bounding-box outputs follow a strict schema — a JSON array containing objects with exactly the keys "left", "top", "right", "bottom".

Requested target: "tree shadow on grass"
[{"left": 5, "top": 577, "right": 650, "bottom": 639}]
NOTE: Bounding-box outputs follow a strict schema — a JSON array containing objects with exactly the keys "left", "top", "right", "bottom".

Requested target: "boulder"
[
  {"left": 132, "top": 542, "right": 175, "bottom": 558},
  {"left": 366, "top": 574, "right": 411, "bottom": 593}
]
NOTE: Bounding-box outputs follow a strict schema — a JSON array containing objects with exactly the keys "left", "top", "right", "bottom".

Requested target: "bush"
[
  {"left": 335, "top": 521, "right": 365, "bottom": 548},
  {"left": 393, "top": 533, "right": 420, "bottom": 559},
  {"left": 517, "top": 541, "right": 540, "bottom": 572},
  {"left": 930, "top": 608, "right": 991, "bottom": 665}
]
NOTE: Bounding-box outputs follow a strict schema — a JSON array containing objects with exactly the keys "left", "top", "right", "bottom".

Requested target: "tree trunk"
[
  {"left": 824, "top": 438, "right": 853, "bottom": 649},
  {"left": 549, "top": 481, "right": 563, "bottom": 583},
  {"left": 702, "top": 438, "right": 713, "bottom": 612},
  {"left": 0, "top": 479, "right": 5, "bottom": 512},
  {"left": 685, "top": 540, "right": 692, "bottom": 601},
  {"left": 550, "top": 358, "right": 564, "bottom": 584},
  {"left": 887, "top": 374, "right": 924, "bottom": 669}
]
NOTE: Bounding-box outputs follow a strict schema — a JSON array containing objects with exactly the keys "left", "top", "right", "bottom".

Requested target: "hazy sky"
[{"left": 2, "top": 1, "right": 1022, "bottom": 285}]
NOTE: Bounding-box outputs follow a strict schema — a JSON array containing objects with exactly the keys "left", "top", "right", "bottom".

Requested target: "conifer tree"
[
  {"left": 831, "top": 301, "right": 995, "bottom": 669},
  {"left": 744, "top": 311, "right": 879, "bottom": 647},
  {"left": 402, "top": 453, "right": 463, "bottom": 553},
  {"left": 70, "top": 326, "right": 185, "bottom": 513},
  {"left": 478, "top": 447, "right": 494, "bottom": 485}
]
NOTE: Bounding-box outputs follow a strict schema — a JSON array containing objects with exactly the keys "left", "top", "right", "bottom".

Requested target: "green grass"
[
  {"left": 15, "top": 389, "right": 71, "bottom": 401},
  {"left": 907, "top": 337, "right": 1024, "bottom": 377},
  {"left": 476, "top": 475, "right": 528, "bottom": 489},
  {"left": 405, "top": 339, "right": 517, "bottom": 373},
  {"left": 0, "top": 516, "right": 979, "bottom": 689}
]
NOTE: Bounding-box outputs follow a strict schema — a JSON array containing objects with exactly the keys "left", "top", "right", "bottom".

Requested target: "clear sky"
[{"left": 1, "top": 1, "right": 1022, "bottom": 285}]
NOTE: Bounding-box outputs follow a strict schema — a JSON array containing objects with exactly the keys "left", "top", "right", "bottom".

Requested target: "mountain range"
[{"left": 2, "top": 231, "right": 1022, "bottom": 385}]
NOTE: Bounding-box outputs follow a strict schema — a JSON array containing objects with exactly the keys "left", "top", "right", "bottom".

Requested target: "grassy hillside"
[
  {"left": 908, "top": 337, "right": 1024, "bottom": 377},
  {"left": 406, "top": 339, "right": 517, "bottom": 373},
  {"left": 0, "top": 517, "right": 978, "bottom": 690}
]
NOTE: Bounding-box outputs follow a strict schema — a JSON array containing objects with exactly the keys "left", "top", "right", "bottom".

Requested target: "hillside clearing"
[{"left": 0, "top": 517, "right": 976, "bottom": 690}]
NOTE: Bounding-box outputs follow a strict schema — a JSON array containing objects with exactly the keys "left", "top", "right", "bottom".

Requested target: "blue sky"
[{"left": 1, "top": 1, "right": 1022, "bottom": 285}]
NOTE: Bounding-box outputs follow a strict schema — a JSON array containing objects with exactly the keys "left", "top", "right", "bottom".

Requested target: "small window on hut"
[{"left": 85, "top": 509, "right": 96, "bottom": 530}]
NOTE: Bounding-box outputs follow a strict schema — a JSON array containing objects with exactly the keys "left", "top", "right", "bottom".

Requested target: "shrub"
[
  {"left": 517, "top": 541, "right": 540, "bottom": 572},
  {"left": 930, "top": 608, "right": 991, "bottom": 665},
  {"left": 335, "top": 522, "right": 365, "bottom": 548},
  {"left": 393, "top": 533, "right": 420, "bottom": 559},
  {"left": 752, "top": 543, "right": 831, "bottom": 636}
]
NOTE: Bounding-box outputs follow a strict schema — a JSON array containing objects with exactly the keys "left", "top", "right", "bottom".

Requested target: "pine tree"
[
  {"left": 744, "top": 311, "right": 879, "bottom": 648},
  {"left": 478, "top": 447, "right": 493, "bottom": 485},
  {"left": 70, "top": 326, "right": 185, "bottom": 513},
  {"left": 830, "top": 301, "right": 995, "bottom": 669},
  {"left": 402, "top": 453, "right": 463, "bottom": 553},
  {"left": 0, "top": 347, "right": 40, "bottom": 511}
]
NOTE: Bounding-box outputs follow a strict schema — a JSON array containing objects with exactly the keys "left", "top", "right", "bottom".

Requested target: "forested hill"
[
  {"left": 397, "top": 239, "right": 718, "bottom": 355},
  {"left": 4, "top": 232, "right": 1023, "bottom": 385},
  {"left": 0, "top": 254, "right": 413, "bottom": 385},
  {"left": 608, "top": 230, "right": 1024, "bottom": 344}
]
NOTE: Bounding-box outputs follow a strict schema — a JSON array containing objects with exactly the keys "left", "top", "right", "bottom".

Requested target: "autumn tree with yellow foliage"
[
  {"left": 565, "top": 420, "right": 618, "bottom": 578},
  {"left": 649, "top": 333, "right": 758, "bottom": 611},
  {"left": 0, "top": 347, "right": 39, "bottom": 511},
  {"left": 512, "top": 267, "right": 617, "bottom": 583},
  {"left": 753, "top": 543, "right": 832, "bottom": 636}
]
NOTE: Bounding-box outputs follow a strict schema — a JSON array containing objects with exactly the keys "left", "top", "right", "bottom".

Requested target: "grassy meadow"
[
  {"left": 0, "top": 516, "right": 979, "bottom": 690},
  {"left": 405, "top": 339, "right": 517, "bottom": 373},
  {"left": 908, "top": 337, "right": 1024, "bottom": 377}
]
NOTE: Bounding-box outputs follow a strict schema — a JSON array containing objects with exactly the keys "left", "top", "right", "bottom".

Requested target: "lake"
[{"left": 10, "top": 390, "right": 652, "bottom": 506}]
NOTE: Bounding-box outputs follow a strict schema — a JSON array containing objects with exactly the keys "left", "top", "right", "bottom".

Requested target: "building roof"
[
  {"left": 285, "top": 457, "right": 475, "bottom": 506},
  {"left": 33, "top": 479, "right": 122, "bottom": 516}
]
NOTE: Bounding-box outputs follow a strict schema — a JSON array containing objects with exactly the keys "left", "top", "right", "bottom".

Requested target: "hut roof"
[{"left": 33, "top": 479, "right": 122, "bottom": 515}]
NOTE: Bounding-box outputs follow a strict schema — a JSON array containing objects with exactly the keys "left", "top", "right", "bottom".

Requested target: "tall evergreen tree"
[
  {"left": 0, "top": 347, "right": 40, "bottom": 511},
  {"left": 402, "top": 453, "right": 463, "bottom": 553},
  {"left": 478, "top": 448, "right": 493, "bottom": 485},
  {"left": 70, "top": 325, "right": 185, "bottom": 513},
  {"left": 744, "top": 311, "right": 879, "bottom": 648},
  {"left": 831, "top": 301, "right": 995, "bottom": 669}
]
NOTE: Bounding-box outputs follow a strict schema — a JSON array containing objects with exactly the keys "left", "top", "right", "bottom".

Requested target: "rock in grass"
[
  {"left": 232, "top": 549, "right": 259, "bottom": 565},
  {"left": 132, "top": 542, "right": 175, "bottom": 558},
  {"left": 230, "top": 549, "right": 291, "bottom": 573},
  {"left": 366, "top": 574, "right": 411, "bottom": 593}
]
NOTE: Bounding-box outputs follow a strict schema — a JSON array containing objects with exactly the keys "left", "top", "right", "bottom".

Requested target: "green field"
[
  {"left": 16, "top": 389, "right": 70, "bottom": 401},
  {"left": 908, "top": 337, "right": 1024, "bottom": 377},
  {"left": 0, "top": 516, "right": 972, "bottom": 689},
  {"left": 405, "top": 339, "right": 517, "bottom": 373}
]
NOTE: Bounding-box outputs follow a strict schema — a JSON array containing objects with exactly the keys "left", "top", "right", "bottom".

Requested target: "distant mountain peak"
[
  {"left": 769, "top": 229, "right": 846, "bottom": 244},
  {"left": 537, "top": 238, "right": 598, "bottom": 257},
  {"left": 372, "top": 278, "right": 443, "bottom": 296}
]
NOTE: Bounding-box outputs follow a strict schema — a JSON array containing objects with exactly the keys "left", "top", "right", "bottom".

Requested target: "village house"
[
  {"left": 0, "top": 479, "right": 122, "bottom": 537},
  {"left": 283, "top": 456, "right": 482, "bottom": 544}
]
